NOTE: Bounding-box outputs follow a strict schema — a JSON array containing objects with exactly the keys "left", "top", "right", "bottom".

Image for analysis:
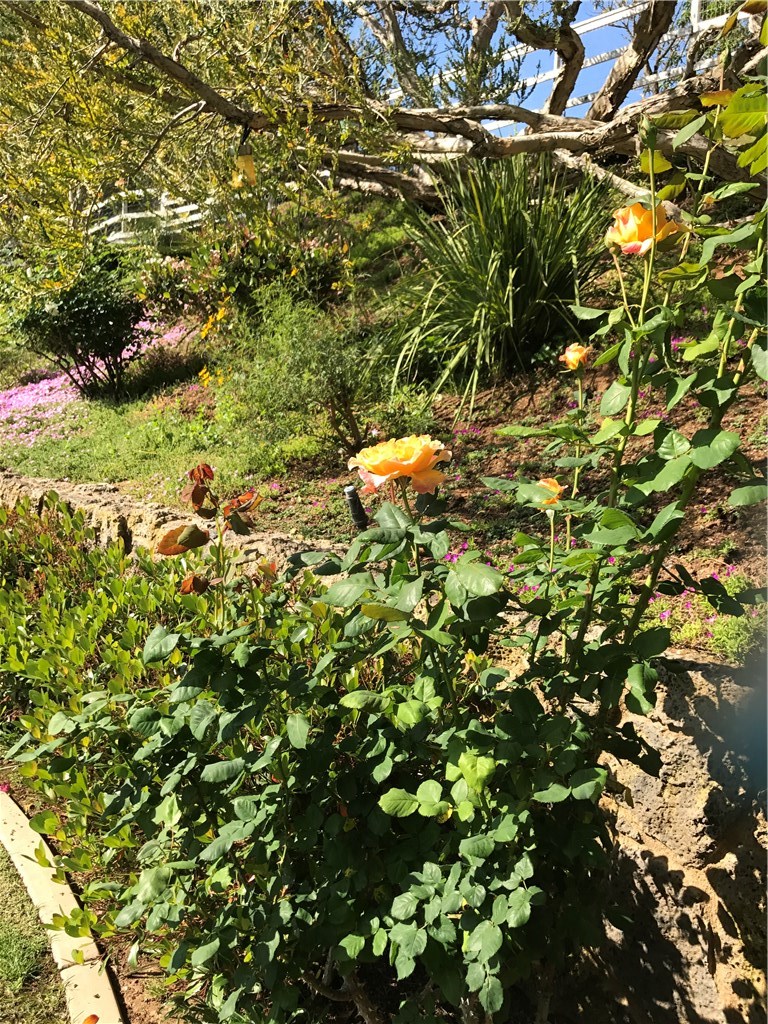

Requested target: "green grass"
[
  {"left": 0, "top": 845, "right": 67, "bottom": 1024},
  {"left": 649, "top": 573, "right": 766, "bottom": 666},
  {"left": 0, "top": 350, "right": 334, "bottom": 504}
]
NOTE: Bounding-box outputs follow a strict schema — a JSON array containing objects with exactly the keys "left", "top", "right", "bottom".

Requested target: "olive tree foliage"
[{"left": 0, "top": 0, "right": 764, "bottom": 273}]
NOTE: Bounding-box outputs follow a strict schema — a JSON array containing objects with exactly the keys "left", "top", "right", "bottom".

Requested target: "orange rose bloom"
[
  {"left": 349, "top": 435, "right": 452, "bottom": 494},
  {"left": 605, "top": 203, "right": 685, "bottom": 256},
  {"left": 559, "top": 343, "right": 591, "bottom": 371},
  {"left": 537, "top": 478, "right": 566, "bottom": 504}
]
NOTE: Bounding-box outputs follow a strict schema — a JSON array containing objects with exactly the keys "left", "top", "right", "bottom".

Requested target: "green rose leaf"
[
  {"left": 391, "top": 893, "right": 419, "bottom": 921},
  {"left": 479, "top": 974, "right": 504, "bottom": 1014},
  {"left": 506, "top": 888, "right": 533, "bottom": 928},
  {"left": 340, "top": 691, "right": 391, "bottom": 713},
  {"left": 751, "top": 344, "right": 768, "bottom": 382},
  {"left": 635, "top": 455, "right": 691, "bottom": 494},
  {"left": 200, "top": 758, "right": 245, "bottom": 783},
  {"left": 360, "top": 603, "right": 409, "bottom": 621},
  {"left": 600, "top": 381, "right": 630, "bottom": 417},
  {"left": 286, "top": 713, "right": 310, "bottom": 749},
  {"left": 728, "top": 482, "right": 767, "bottom": 506},
  {"left": 189, "top": 701, "right": 217, "bottom": 742},
  {"left": 190, "top": 936, "right": 220, "bottom": 968},
  {"left": 459, "top": 835, "right": 495, "bottom": 861},
  {"left": 633, "top": 626, "right": 671, "bottom": 660},
  {"left": 569, "top": 304, "right": 607, "bottom": 320},
  {"left": 689, "top": 429, "right": 740, "bottom": 470},
  {"left": 569, "top": 767, "right": 608, "bottom": 801},
  {"left": 626, "top": 662, "right": 658, "bottom": 716},
  {"left": 657, "top": 430, "right": 691, "bottom": 461},
  {"left": 143, "top": 625, "right": 180, "bottom": 664},
  {"left": 467, "top": 921, "right": 503, "bottom": 963},
  {"left": 379, "top": 789, "right": 419, "bottom": 817},
  {"left": 458, "top": 752, "right": 496, "bottom": 791},
  {"left": 452, "top": 561, "right": 504, "bottom": 597},
  {"left": 321, "top": 578, "right": 372, "bottom": 607},
  {"left": 338, "top": 934, "right": 365, "bottom": 959},
  {"left": 532, "top": 783, "right": 570, "bottom": 803}
]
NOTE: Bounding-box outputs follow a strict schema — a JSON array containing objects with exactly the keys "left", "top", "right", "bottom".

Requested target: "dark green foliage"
[
  {"left": 3, "top": 497, "right": 646, "bottom": 1024},
  {"left": 397, "top": 157, "right": 611, "bottom": 408},
  {"left": 13, "top": 251, "right": 147, "bottom": 398}
]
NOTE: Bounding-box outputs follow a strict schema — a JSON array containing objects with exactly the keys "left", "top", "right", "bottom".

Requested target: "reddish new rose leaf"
[
  {"left": 156, "top": 524, "right": 210, "bottom": 556},
  {"left": 188, "top": 463, "right": 215, "bottom": 484},
  {"left": 180, "top": 574, "right": 209, "bottom": 595},
  {"left": 180, "top": 480, "right": 209, "bottom": 510},
  {"left": 223, "top": 489, "right": 263, "bottom": 518}
]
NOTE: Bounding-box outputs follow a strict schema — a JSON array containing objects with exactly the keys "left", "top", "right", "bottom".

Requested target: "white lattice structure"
[{"left": 87, "top": 191, "right": 205, "bottom": 245}]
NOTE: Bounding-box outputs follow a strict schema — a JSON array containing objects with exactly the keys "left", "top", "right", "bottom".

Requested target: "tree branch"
[
  {"left": 504, "top": 1, "right": 585, "bottom": 115},
  {"left": 552, "top": 151, "right": 647, "bottom": 200},
  {"left": 354, "top": 1, "right": 428, "bottom": 102},
  {"left": 469, "top": 1, "right": 507, "bottom": 59},
  {"left": 587, "top": 1, "right": 676, "bottom": 121},
  {"left": 68, "top": 0, "right": 257, "bottom": 128}
]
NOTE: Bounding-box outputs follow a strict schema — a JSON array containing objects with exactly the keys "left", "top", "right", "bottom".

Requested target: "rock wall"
[
  {"left": 0, "top": 469, "right": 765, "bottom": 1023},
  {"left": 574, "top": 653, "right": 766, "bottom": 1024},
  {"left": 0, "top": 468, "right": 338, "bottom": 568}
]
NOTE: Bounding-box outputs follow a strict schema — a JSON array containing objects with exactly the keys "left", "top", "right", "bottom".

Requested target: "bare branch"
[
  {"left": 469, "top": 1, "right": 507, "bottom": 59},
  {"left": 132, "top": 100, "right": 206, "bottom": 175},
  {"left": 354, "top": 1, "right": 428, "bottom": 102},
  {"left": 587, "top": 1, "right": 676, "bottom": 121},
  {"left": 552, "top": 151, "right": 647, "bottom": 200},
  {"left": 503, "top": 1, "right": 585, "bottom": 115}
]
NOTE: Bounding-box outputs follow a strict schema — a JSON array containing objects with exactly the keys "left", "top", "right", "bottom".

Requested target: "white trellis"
[
  {"left": 87, "top": 191, "right": 205, "bottom": 245},
  {"left": 486, "top": 0, "right": 747, "bottom": 133}
]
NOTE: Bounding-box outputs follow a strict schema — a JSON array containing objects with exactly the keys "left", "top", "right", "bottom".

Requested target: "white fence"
[{"left": 87, "top": 192, "right": 205, "bottom": 245}]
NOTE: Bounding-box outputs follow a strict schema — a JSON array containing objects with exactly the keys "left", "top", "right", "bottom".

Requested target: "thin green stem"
[
  {"left": 434, "top": 643, "right": 458, "bottom": 723},
  {"left": 572, "top": 164, "right": 660, "bottom": 665},
  {"left": 611, "top": 252, "right": 636, "bottom": 328},
  {"left": 548, "top": 512, "right": 555, "bottom": 573},
  {"left": 398, "top": 479, "right": 422, "bottom": 575}
]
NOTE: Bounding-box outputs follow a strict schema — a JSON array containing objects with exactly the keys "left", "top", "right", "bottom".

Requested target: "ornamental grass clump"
[{"left": 396, "top": 155, "right": 610, "bottom": 411}]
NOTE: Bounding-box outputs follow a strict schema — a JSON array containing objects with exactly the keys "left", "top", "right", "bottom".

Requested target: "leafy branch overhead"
[{"left": 0, "top": 0, "right": 764, "bottom": 245}]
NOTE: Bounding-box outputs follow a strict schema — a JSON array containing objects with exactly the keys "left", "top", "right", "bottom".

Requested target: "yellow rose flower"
[
  {"left": 605, "top": 202, "right": 685, "bottom": 257},
  {"left": 537, "top": 478, "right": 566, "bottom": 504},
  {"left": 559, "top": 343, "right": 591, "bottom": 371},
  {"left": 349, "top": 435, "right": 451, "bottom": 494}
]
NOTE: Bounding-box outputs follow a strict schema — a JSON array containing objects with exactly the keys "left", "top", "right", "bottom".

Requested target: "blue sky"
[{"left": 510, "top": 1, "right": 689, "bottom": 118}]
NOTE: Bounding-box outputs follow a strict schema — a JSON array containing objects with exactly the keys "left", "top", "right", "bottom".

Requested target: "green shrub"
[
  {"left": 9, "top": 497, "right": 622, "bottom": 1024},
  {"left": 0, "top": 496, "right": 212, "bottom": 730},
  {"left": 223, "top": 287, "right": 385, "bottom": 454},
  {"left": 11, "top": 251, "right": 147, "bottom": 399},
  {"left": 396, "top": 157, "right": 611, "bottom": 408}
]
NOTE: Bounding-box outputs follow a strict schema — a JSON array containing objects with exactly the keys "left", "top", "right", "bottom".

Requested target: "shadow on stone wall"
[{"left": 557, "top": 650, "right": 766, "bottom": 1024}]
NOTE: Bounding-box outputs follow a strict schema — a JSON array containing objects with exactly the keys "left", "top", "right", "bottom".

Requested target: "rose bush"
[{"left": 3, "top": 106, "right": 766, "bottom": 1024}]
